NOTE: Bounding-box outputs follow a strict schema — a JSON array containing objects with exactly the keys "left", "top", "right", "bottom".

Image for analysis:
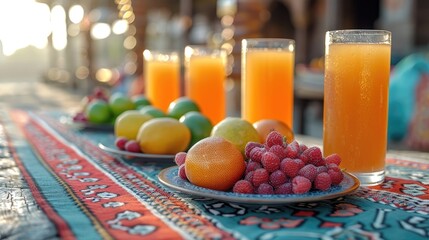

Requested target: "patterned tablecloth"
[{"left": 1, "top": 110, "right": 428, "bottom": 240}]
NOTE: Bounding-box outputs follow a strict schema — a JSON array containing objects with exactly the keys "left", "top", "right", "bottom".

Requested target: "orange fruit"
[
  {"left": 185, "top": 136, "right": 245, "bottom": 191},
  {"left": 253, "top": 119, "right": 295, "bottom": 143}
]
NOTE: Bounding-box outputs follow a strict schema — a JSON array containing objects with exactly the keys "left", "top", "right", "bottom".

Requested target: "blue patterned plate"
[{"left": 158, "top": 166, "right": 360, "bottom": 204}]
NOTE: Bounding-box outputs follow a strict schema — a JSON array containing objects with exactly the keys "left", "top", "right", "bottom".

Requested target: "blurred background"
[{"left": 0, "top": 0, "right": 428, "bottom": 150}]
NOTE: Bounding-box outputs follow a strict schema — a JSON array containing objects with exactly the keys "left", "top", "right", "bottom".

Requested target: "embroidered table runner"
[{"left": 3, "top": 110, "right": 429, "bottom": 239}]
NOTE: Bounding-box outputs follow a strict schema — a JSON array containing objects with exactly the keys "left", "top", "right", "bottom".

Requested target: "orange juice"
[
  {"left": 242, "top": 50, "right": 294, "bottom": 128},
  {"left": 144, "top": 52, "right": 180, "bottom": 112},
  {"left": 186, "top": 55, "right": 225, "bottom": 124},
  {"left": 323, "top": 43, "right": 391, "bottom": 175}
]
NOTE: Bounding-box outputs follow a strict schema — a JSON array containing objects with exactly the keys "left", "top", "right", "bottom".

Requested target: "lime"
[
  {"left": 179, "top": 111, "right": 213, "bottom": 149},
  {"left": 85, "top": 99, "right": 113, "bottom": 124},
  {"left": 211, "top": 117, "right": 261, "bottom": 155},
  {"left": 132, "top": 94, "right": 152, "bottom": 109},
  {"left": 109, "top": 92, "right": 136, "bottom": 117},
  {"left": 114, "top": 110, "right": 153, "bottom": 140},
  {"left": 167, "top": 97, "right": 200, "bottom": 119},
  {"left": 139, "top": 105, "right": 166, "bottom": 118}
]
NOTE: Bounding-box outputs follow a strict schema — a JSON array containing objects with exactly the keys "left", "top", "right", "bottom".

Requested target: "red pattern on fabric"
[{"left": 6, "top": 112, "right": 77, "bottom": 240}]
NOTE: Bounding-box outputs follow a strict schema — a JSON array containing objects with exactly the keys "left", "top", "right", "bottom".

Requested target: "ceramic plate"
[
  {"left": 60, "top": 116, "right": 113, "bottom": 131},
  {"left": 98, "top": 143, "right": 175, "bottom": 162},
  {"left": 158, "top": 166, "right": 360, "bottom": 204}
]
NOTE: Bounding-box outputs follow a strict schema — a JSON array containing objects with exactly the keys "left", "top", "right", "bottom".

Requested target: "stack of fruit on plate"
[
  {"left": 113, "top": 97, "right": 213, "bottom": 154},
  {"left": 174, "top": 130, "right": 344, "bottom": 195},
  {"left": 72, "top": 87, "right": 152, "bottom": 125}
]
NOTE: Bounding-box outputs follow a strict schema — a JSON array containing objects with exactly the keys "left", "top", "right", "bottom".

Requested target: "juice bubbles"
[
  {"left": 241, "top": 39, "right": 295, "bottom": 128},
  {"left": 323, "top": 30, "right": 391, "bottom": 186},
  {"left": 143, "top": 50, "right": 180, "bottom": 112},
  {"left": 185, "top": 46, "right": 226, "bottom": 125}
]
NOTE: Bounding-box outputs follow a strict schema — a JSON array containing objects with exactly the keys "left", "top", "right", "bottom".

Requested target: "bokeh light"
[{"left": 0, "top": 0, "right": 51, "bottom": 56}]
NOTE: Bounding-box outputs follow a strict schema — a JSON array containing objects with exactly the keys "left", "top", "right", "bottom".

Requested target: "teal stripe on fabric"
[{"left": 14, "top": 137, "right": 103, "bottom": 240}]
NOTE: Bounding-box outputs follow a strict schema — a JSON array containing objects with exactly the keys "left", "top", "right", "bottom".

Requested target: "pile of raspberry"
[{"left": 233, "top": 131, "right": 344, "bottom": 195}]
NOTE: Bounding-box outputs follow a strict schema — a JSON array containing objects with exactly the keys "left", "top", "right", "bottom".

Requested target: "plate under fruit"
[
  {"left": 98, "top": 143, "right": 175, "bottom": 162},
  {"left": 158, "top": 166, "right": 360, "bottom": 205},
  {"left": 61, "top": 116, "right": 113, "bottom": 131}
]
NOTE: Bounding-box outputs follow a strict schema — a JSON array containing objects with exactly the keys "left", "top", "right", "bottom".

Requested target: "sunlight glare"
[
  {"left": 0, "top": 0, "right": 51, "bottom": 56},
  {"left": 51, "top": 5, "right": 68, "bottom": 50},
  {"left": 69, "top": 5, "right": 84, "bottom": 24}
]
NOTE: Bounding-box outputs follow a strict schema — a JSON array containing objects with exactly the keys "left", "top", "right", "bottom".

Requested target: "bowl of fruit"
[
  {"left": 68, "top": 87, "right": 151, "bottom": 131},
  {"left": 99, "top": 97, "right": 214, "bottom": 162},
  {"left": 158, "top": 130, "right": 360, "bottom": 204}
]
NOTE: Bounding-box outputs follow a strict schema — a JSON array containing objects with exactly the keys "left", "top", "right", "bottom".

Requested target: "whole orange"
[
  {"left": 253, "top": 119, "right": 295, "bottom": 143},
  {"left": 185, "top": 137, "right": 245, "bottom": 191}
]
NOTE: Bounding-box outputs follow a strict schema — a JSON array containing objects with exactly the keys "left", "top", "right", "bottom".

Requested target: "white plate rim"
[{"left": 98, "top": 143, "right": 175, "bottom": 161}]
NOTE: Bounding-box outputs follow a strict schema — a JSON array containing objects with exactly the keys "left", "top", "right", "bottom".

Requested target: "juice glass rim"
[
  {"left": 184, "top": 45, "right": 227, "bottom": 66},
  {"left": 242, "top": 38, "right": 295, "bottom": 52},
  {"left": 143, "top": 49, "right": 179, "bottom": 62},
  {"left": 326, "top": 29, "right": 391, "bottom": 44}
]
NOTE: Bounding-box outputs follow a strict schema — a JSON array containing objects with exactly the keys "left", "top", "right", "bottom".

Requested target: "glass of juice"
[
  {"left": 323, "top": 30, "right": 391, "bottom": 186},
  {"left": 143, "top": 50, "right": 180, "bottom": 112},
  {"left": 241, "top": 39, "right": 295, "bottom": 128},
  {"left": 184, "top": 46, "right": 227, "bottom": 124}
]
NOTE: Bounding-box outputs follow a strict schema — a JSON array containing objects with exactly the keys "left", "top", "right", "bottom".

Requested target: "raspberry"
[
  {"left": 256, "top": 183, "right": 274, "bottom": 194},
  {"left": 301, "top": 147, "right": 323, "bottom": 166},
  {"left": 233, "top": 180, "right": 254, "bottom": 194},
  {"left": 261, "top": 152, "right": 281, "bottom": 172},
  {"left": 178, "top": 164, "right": 188, "bottom": 180},
  {"left": 249, "top": 147, "right": 265, "bottom": 163},
  {"left": 327, "top": 163, "right": 340, "bottom": 171},
  {"left": 275, "top": 182, "right": 293, "bottom": 194},
  {"left": 269, "top": 170, "right": 287, "bottom": 187},
  {"left": 325, "top": 153, "right": 342, "bottom": 166},
  {"left": 124, "top": 140, "right": 141, "bottom": 153},
  {"left": 252, "top": 168, "right": 269, "bottom": 187},
  {"left": 314, "top": 172, "right": 332, "bottom": 191},
  {"left": 115, "top": 137, "right": 128, "bottom": 150},
  {"left": 298, "top": 164, "right": 317, "bottom": 182},
  {"left": 245, "top": 142, "right": 264, "bottom": 159},
  {"left": 246, "top": 160, "right": 262, "bottom": 174},
  {"left": 280, "top": 158, "right": 303, "bottom": 178},
  {"left": 266, "top": 131, "right": 284, "bottom": 148},
  {"left": 292, "top": 176, "right": 312, "bottom": 194},
  {"left": 299, "top": 144, "right": 308, "bottom": 154},
  {"left": 316, "top": 166, "right": 328, "bottom": 174},
  {"left": 328, "top": 168, "right": 344, "bottom": 185},
  {"left": 245, "top": 170, "right": 254, "bottom": 182},
  {"left": 269, "top": 145, "right": 287, "bottom": 159},
  {"left": 285, "top": 140, "right": 299, "bottom": 159},
  {"left": 174, "top": 152, "right": 187, "bottom": 166}
]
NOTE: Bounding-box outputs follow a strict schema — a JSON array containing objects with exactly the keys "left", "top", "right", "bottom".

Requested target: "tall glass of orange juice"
[
  {"left": 241, "top": 39, "right": 295, "bottom": 128},
  {"left": 184, "top": 46, "right": 227, "bottom": 124},
  {"left": 143, "top": 50, "right": 180, "bottom": 112},
  {"left": 323, "top": 30, "right": 391, "bottom": 186}
]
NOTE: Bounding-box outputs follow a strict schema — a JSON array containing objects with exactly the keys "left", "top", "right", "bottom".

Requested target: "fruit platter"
[
  {"left": 86, "top": 90, "right": 359, "bottom": 203},
  {"left": 158, "top": 130, "right": 360, "bottom": 204},
  {"left": 69, "top": 87, "right": 152, "bottom": 131}
]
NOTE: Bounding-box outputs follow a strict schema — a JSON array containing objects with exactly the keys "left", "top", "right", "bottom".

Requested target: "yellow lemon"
[
  {"left": 137, "top": 118, "right": 191, "bottom": 154},
  {"left": 211, "top": 117, "right": 261, "bottom": 155},
  {"left": 114, "top": 110, "right": 153, "bottom": 140}
]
